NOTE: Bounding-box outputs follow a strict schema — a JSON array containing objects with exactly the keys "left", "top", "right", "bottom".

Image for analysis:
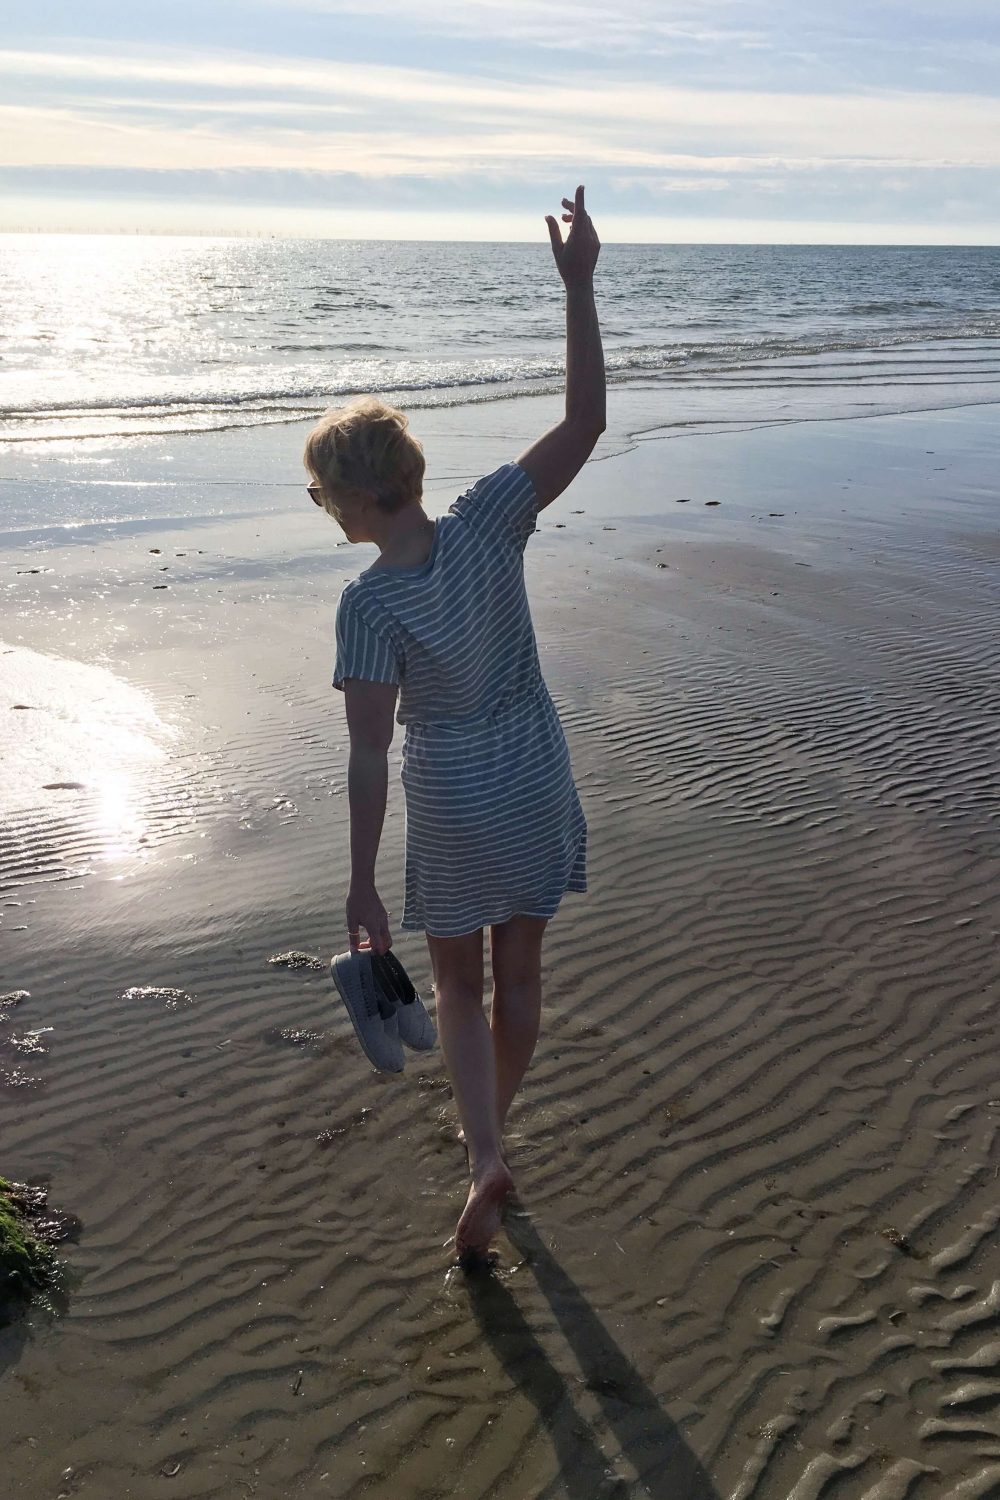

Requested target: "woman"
[{"left": 305, "top": 185, "right": 605, "bottom": 1259}]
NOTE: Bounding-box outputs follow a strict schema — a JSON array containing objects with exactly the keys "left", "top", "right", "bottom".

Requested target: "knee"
[
  {"left": 434, "top": 979, "right": 485, "bottom": 1012},
  {"left": 491, "top": 974, "right": 541, "bottom": 1011}
]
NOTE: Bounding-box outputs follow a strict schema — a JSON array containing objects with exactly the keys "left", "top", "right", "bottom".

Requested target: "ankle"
[{"left": 469, "top": 1148, "right": 507, "bottom": 1179}]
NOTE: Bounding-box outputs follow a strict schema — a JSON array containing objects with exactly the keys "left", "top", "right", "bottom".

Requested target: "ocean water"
[{"left": 1, "top": 236, "right": 998, "bottom": 447}]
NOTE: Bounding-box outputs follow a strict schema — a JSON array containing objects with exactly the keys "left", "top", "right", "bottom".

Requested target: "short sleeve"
[
  {"left": 332, "top": 589, "right": 401, "bottom": 692},
  {"left": 448, "top": 462, "right": 538, "bottom": 552}
]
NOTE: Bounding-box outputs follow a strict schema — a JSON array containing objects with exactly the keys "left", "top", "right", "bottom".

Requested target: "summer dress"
[{"left": 332, "top": 461, "right": 587, "bottom": 938}]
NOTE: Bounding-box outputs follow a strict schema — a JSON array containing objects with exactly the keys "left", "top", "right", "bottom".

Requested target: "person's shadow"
[{"left": 463, "top": 1202, "right": 721, "bottom": 1499}]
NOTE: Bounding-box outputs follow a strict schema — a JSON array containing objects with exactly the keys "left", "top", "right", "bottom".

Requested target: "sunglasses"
[{"left": 307, "top": 483, "right": 324, "bottom": 506}]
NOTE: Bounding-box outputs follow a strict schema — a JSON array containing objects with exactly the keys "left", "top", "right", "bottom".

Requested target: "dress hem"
[{"left": 398, "top": 882, "right": 587, "bottom": 938}]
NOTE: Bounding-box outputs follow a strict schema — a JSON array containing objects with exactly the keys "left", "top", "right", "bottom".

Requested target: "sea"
[
  {"left": 0, "top": 236, "right": 998, "bottom": 530},
  {"left": 0, "top": 234, "right": 995, "bottom": 534}
]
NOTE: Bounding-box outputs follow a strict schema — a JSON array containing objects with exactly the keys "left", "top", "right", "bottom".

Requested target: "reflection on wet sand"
[{"left": 1, "top": 644, "right": 174, "bottom": 838}]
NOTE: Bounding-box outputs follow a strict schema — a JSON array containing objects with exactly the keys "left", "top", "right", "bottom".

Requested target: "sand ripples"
[{"left": 2, "top": 498, "right": 999, "bottom": 1497}]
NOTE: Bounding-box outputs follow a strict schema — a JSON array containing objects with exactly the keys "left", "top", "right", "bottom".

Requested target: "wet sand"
[{"left": 1, "top": 401, "right": 999, "bottom": 1498}]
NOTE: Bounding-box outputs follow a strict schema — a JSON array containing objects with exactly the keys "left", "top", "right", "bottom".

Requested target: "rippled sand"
[{"left": 1, "top": 405, "right": 999, "bottom": 1498}]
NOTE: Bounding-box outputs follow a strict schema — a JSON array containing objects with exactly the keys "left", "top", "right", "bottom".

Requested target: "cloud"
[
  {"left": 1, "top": 20, "right": 997, "bottom": 238},
  {"left": 0, "top": 105, "right": 639, "bottom": 174},
  {"left": 609, "top": 175, "right": 734, "bottom": 194},
  {"left": 3, "top": 46, "right": 1000, "bottom": 172},
  {"left": 245, "top": 0, "right": 769, "bottom": 54},
  {"left": 242, "top": 0, "right": 1000, "bottom": 87}
]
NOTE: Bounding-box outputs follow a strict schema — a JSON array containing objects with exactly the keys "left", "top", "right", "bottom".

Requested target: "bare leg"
[
  {"left": 489, "top": 914, "right": 547, "bottom": 1136},
  {"left": 454, "top": 914, "right": 547, "bottom": 1160},
  {"left": 427, "top": 928, "right": 513, "bottom": 1257}
]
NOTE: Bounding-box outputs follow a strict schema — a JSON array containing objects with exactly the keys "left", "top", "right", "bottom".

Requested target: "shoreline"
[
  {"left": 2, "top": 358, "right": 999, "bottom": 535},
  {"left": 1, "top": 401, "right": 999, "bottom": 1497}
]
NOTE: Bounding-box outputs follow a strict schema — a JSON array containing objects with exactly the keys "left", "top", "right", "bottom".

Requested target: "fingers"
[
  {"left": 346, "top": 897, "right": 391, "bottom": 955},
  {"left": 549, "top": 187, "right": 593, "bottom": 256},
  {"left": 352, "top": 924, "right": 391, "bottom": 956},
  {"left": 559, "top": 185, "right": 587, "bottom": 228}
]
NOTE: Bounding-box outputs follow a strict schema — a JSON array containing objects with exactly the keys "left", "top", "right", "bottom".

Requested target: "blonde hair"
[{"left": 304, "top": 396, "right": 425, "bottom": 516}]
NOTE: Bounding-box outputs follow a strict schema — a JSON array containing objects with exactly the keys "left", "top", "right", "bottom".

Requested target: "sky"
[{"left": 1, "top": 0, "right": 999, "bottom": 242}]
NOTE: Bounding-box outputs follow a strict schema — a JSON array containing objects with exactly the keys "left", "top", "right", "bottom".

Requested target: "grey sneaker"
[
  {"left": 371, "top": 950, "right": 437, "bottom": 1052},
  {"left": 330, "top": 950, "right": 405, "bottom": 1073}
]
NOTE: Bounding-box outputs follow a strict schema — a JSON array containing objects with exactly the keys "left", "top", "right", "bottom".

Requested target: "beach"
[{"left": 2, "top": 391, "right": 998, "bottom": 1497}]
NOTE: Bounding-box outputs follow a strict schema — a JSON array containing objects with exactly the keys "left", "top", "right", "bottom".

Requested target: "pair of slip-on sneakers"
[{"left": 330, "top": 947, "right": 436, "bottom": 1073}]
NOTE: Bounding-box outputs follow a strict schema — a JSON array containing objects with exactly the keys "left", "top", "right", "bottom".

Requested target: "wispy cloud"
[
  {"left": 610, "top": 175, "right": 735, "bottom": 194},
  {"left": 3, "top": 48, "right": 1000, "bottom": 168},
  {"left": 0, "top": 0, "right": 997, "bottom": 241},
  {"left": 256, "top": 0, "right": 770, "bottom": 54}
]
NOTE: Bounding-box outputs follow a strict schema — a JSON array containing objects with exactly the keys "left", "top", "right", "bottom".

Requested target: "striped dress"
[{"left": 332, "top": 461, "right": 587, "bottom": 938}]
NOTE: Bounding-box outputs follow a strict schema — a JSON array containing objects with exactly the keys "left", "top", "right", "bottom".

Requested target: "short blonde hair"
[{"left": 304, "top": 396, "right": 425, "bottom": 516}]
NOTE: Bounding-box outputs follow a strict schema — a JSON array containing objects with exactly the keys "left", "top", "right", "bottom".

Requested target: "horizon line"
[{"left": 2, "top": 228, "right": 998, "bottom": 248}]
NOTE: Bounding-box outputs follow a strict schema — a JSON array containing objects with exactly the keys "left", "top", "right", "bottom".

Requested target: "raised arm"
[{"left": 516, "top": 184, "right": 606, "bottom": 512}]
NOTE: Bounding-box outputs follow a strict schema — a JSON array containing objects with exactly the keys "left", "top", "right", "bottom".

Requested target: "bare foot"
[{"left": 455, "top": 1159, "right": 514, "bottom": 1259}]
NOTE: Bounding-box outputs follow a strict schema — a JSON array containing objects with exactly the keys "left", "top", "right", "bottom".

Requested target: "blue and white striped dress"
[{"left": 332, "top": 461, "right": 587, "bottom": 937}]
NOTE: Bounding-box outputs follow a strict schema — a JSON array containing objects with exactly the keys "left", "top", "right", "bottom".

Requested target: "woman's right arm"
[{"left": 343, "top": 678, "right": 397, "bottom": 955}]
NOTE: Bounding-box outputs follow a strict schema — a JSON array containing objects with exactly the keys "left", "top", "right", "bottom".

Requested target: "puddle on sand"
[
  {"left": 316, "top": 1107, "right": 371, "bottom": 1147},
  {"left": 0, "top": 644, "right": 178, "bottom": 862},
  {"left": 121, "top": 986, "right": 194, "bottom": 1010},
  {"left": 6, "top": 1029, "right": 53, "bottom": 1056},
  {"left": 0, "top": 1064, "right": 43, "bottom": 1090},
  {"left": 0, "top": 991, "right": 48, "bottom": 1089},
  {"left": 0, "top": 990, "right": 30, "bottom": 1019},
  {"left": 263, "top": 1025, "right": 324, "bottom": 1050}
]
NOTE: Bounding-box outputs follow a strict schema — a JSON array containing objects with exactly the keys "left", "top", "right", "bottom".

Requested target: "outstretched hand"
[{"left": 545, "top": 184, "right": 600, "bottom": 288}]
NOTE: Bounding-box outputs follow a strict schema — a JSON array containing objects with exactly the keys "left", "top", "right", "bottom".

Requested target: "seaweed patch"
[{"left": 0, "top": 1178, "right": 80, "bottom": 1325}]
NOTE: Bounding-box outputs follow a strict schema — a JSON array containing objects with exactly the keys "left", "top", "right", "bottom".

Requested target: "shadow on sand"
[{"left": 463, "top": 1201, "right": 721, "bottom": 1499}]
